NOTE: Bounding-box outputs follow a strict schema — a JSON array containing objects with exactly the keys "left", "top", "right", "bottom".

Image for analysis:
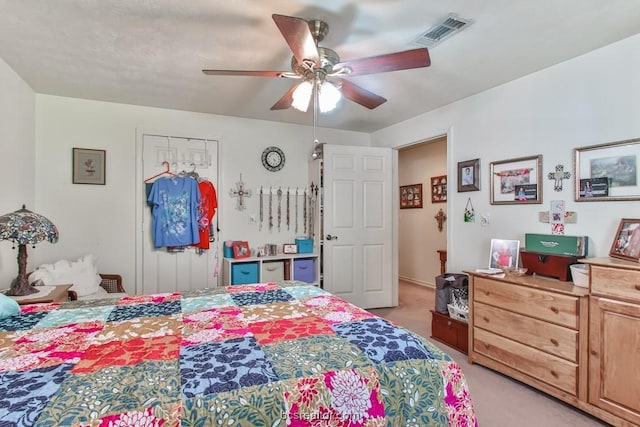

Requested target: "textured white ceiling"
[{"left": 0, "top": 0, "right": 639, "bottom": 132}]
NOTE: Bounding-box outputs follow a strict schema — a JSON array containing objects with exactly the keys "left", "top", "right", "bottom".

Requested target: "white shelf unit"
[{"left": 222, "top": 253, "right": 320, "bottom": 286}]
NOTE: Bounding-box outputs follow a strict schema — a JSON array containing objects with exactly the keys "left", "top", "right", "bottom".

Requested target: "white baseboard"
[{"left": 398, "top": 276, "right": 435, "bottom": 289}]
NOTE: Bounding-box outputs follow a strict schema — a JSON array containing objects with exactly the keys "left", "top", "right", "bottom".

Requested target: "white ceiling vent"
[{"left": 412, "top": 14, "right": 473, "bottom": 48}]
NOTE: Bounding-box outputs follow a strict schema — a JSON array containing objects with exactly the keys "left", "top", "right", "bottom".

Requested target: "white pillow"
[{"left": 29, "top": 254, "right": 101, "bottom": 296}]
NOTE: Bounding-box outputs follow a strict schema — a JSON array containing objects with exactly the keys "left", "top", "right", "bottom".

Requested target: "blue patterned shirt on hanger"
[{"left": 148, "top": 177, "right": 201, "bottom": 248}]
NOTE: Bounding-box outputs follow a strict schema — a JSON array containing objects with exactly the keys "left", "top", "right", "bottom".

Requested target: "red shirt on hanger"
[{"left": 193, "top": 180, "right": 217, "bottom": 249}]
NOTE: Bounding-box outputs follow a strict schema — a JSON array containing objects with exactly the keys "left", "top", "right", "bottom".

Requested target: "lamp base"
[{"left": 5, "top": 276, "right": 39, "bottom": 296}]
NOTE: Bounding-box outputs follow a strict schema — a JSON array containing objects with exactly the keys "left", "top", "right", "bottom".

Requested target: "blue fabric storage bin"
[
  {"left": 224, "top": 246, "right": 234, "bottom": 258},
  {"left": 293, "top": 258, "right": 315, "bottom": 283},
  {"left": 295, "top": 238, "right": 313, "bottom": 254},
  {"left": 231, "top": 262, "right": 259, "bottom": 284}
]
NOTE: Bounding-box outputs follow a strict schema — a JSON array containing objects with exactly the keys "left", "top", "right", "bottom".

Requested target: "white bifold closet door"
[{"left": 137, "top": 133, "right": 219, "bottom": 295}]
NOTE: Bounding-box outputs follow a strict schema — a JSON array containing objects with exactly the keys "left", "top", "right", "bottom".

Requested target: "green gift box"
[{"left": 525, "top": 233, "right": 588, "bottom": 257}]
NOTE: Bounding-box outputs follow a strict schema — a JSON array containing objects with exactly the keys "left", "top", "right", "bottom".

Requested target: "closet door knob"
[{"left": 326, "top": 234, "right": 338, "bottom": 241}]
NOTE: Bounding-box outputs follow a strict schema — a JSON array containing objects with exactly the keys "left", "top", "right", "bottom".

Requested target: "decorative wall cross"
[
  {"left": 547, "top": 164, "right": 571, "bottom": 192},
  {"left": 229, "top": 174, "right": 252, "bottom": 211},
  {"left": 434, "top": 208, "right": 447, "bottom": 232}
]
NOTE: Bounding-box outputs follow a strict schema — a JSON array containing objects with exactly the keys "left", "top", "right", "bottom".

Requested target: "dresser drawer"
[
  {"left": 474, "top": 277, "right": 579, "bottom": 328},
  {"left": 474, "top": 302, "right": 578, "bottom": 362},
  {"left": 591, "top": 265, "right": 640, "bottom": 303},
  {"left": 473, "top": 328, "right": 578, "bottom": 396}
]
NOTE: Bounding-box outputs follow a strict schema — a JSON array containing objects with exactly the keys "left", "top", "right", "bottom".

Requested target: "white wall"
[
  {"left": 398, "top": 137, "right": 447, "bottom": 286},
  {"left": 0, "top": 58, "right": 35, "bottom": 285},
  {"left": 33, "top": 95, "right": 369, "bottom": 289},
  {"left": 373, "top": 34, "right": 640, "bottom": 272}
]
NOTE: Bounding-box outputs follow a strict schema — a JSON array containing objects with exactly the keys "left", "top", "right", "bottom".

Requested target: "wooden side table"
[{"left": 9, "top": 284, "right": 72, "bottom": 305}]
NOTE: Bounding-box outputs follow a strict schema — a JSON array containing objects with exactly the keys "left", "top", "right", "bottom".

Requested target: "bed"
[{"left": 0, "top": 282, "right": 477, "bottom": 426}]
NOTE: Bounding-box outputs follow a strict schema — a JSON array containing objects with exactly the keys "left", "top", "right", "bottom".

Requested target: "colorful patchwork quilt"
[{"left": 0, "top": 282, "right": 477, "bottom": 426}]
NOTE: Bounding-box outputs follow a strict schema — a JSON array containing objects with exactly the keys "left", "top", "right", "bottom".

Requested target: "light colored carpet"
[{"left": 369, "top": 280, "right": 610, "bottom": 427}]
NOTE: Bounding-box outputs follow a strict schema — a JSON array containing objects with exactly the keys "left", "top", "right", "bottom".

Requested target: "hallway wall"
[{"left": 398, "top": 137, "right": 447, "bottom": 287}]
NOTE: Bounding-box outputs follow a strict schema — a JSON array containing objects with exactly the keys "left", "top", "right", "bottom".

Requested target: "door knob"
[{"left": 326, "top": 234, "right": 338, "bottom": 241}]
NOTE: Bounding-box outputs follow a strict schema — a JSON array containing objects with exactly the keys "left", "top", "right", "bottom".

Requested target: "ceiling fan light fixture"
[
  {"left": 319, "top": 81, "right": 341, "bottom": 113},
  {"left": 291, "top": 80, "right": 313, "bottom": 112}
]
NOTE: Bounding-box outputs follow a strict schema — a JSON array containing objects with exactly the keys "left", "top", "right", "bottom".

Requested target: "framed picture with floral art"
[{"left": 73, "top": 148, "right": 106, "bottom": 185}]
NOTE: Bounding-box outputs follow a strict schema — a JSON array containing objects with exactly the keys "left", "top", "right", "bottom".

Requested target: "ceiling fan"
[{"left": 202, "top": 14, "right": 431, "bottom": 112}]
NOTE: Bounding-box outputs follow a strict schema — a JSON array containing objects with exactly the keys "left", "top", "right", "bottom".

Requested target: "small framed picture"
[
  {"left": 458, "top": 158, "right": 480, "bottom": 192},
  {"left": 489, "top": 239, "right": 520, "bottom": 269},
  {"left": 609, "top": 218, "right": 640, "bottom": 262},
  {"left": 283, "top": 243, "right": 298, "bottom": 254},
  {"left": 400, "top": 183, "right": 423, "bottom": 209},
  {"left": 232, "top": 241, "right": 250, "bottom": 259},
  {"left": 430, "top": 176, "right": 447, "bottom": 203},
  {"left": 73, "top": 148, "right": 106, "bottom": 185}
]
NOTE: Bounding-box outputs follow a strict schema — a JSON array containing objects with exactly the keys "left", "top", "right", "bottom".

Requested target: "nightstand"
[{"left": 7, "top": 284, "right": 72, "bottom": 305}]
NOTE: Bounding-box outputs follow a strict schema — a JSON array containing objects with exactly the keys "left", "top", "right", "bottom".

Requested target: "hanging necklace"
[
  {"left": 287, "top": 187, "right": 290, "bottom": 231},
  {"left": 269, "top": 187, "right": 273, "bottom": 231},
  {"left": 303, "top": 188, "right": 307, "bottom": 236},
  {"left": 309, "top": 183, "right": 316, "bottom": 239},
  {"left": 259, "top": 186, "right": 264, "bottom": 231},
  {"left": 277, "top": 187, "right": 283, "bottom": 232},
  {"left": 295, "top": 188, "right": 299, "bottom": 234}
]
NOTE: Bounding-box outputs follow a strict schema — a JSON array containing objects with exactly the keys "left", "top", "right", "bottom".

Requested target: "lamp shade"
[{"left": 0, "top": 205, "right": 59, "bottom": 245}]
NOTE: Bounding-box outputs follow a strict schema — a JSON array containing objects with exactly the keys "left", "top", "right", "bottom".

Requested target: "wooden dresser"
[
  {"left": 583, "top": 257, "right": 640, "bottom": 426},
  {"left": 468, "top": 264, "right": 640, "bottom": 427}
]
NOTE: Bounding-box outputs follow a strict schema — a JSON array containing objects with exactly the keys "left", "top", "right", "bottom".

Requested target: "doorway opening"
[{"left": 397, "top": 134, "right": 448, "bottom": 292}]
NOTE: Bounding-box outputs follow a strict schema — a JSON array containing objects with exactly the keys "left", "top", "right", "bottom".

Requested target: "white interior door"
[
  {"left": 137, "top": 134, "right": 219, "bottom": 295},
  {"left": 322, "top": 144, "right": 393, "bottom": 309}
]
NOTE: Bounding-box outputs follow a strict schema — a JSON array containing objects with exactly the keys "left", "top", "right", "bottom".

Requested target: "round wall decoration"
[{"left": 261, "top": 146, "right": 285, "bottom": 172}]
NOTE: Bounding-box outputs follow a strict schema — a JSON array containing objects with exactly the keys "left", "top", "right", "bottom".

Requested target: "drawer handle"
[
  {"left": 483, "top": 317, "right": 490, "bottom": 323},
  {"left": 591, "top": 349, "right": 598, "bottom": 357},
  {"left": 550, "top": 306, "right": 559, "bottom": 314},
  {"left": 550, "top": 338, "right": 559, "bottom": 347},
  {"left": 447, "top": 320, "right": 452, "bottom": 327},
  {"left": 635, "top": 285, "right": 640, "bottom": 291},
  {"left": 550, "top": 370, "right": 559, "bottom": 378}
]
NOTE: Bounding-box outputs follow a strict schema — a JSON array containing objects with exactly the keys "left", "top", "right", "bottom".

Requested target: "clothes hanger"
[
  {"left": 144, "top": 161, "right": 176, "bottom": 183},
  {"left": 177, "top": 163, "right": 200, "bottom": 181}
]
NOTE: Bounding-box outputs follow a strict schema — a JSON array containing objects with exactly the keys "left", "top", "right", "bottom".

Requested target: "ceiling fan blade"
[
  {"left": 334, "top": 48, "right": 430, "bottom": 77},
  {"left": 336, "top": 78, "right": 387, "bottom": 109},
  {"left": 272, "top": 14, "right": 320, "bottom": 67},
  {"left": 270, "top": 83, "right": 299, "bottom": 110},
  {"left": 202, "top": 70, "right": 286, "bottom": 77}
]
